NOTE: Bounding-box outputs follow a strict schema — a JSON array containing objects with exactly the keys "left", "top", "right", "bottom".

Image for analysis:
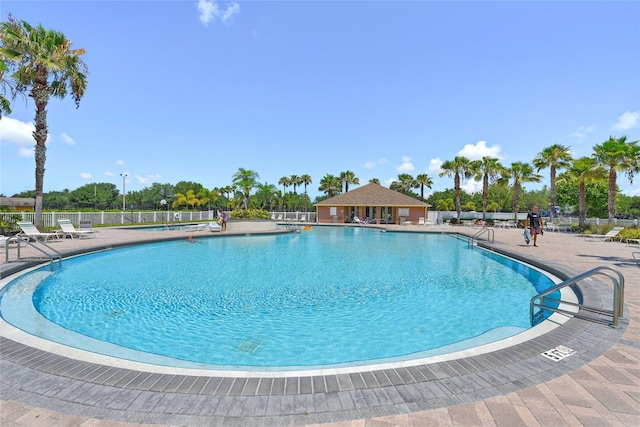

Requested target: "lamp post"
[
  {"left": 160, "top": 199, "right": 167, "bottom": 224},
  {"left": 120, "top": 173, "right": 128, "bottom": 211}
]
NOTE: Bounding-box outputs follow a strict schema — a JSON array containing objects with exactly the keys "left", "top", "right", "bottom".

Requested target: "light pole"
[{"left": 120, "top": 173, "right": 128, "bottom": 211}]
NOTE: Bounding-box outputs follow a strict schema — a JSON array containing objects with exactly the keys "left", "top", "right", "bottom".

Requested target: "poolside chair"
[
  {"left": 299, "top": 215, "right": 306, "bottom": 222},
  {"left": 208, "top": 222, "right": 222, "bottom": 232},
  {"left": 184, "top": 223, "right": 208, "bottom": 232},
  {"left": 583, "top": 226, "right": 624, "bottom": 242},
  {"left": 57, "top": 219, "right": 96, "bottom": 239},
  {"left": 17, "top": 221, "right": 61, "bottom": 242},
  {"left": 418, "top": 217, "right": 426, "bottom": 226}
]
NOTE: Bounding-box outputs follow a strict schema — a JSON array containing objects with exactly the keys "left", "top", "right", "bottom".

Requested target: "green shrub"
[
  {"left": 620, "top": 227, "right": 640, "bottom": 242},
  {"left": 228, "top": 209, "right": 270, "bottom": 220},
  {"left": 0, "top": 214, "right": 22, "bottom": 235}
]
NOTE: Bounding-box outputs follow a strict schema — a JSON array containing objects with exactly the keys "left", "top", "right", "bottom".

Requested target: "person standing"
[
  {"left": 525, "top": 205, "right": 544, "bottom": 247},
  {"left": 221, "top": 210, "right": 227, "bottom": 231}
]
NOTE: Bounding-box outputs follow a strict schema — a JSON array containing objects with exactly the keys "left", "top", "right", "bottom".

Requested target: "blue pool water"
[{"left": 0, "top": 227, "right": 556, "bottom": 370}]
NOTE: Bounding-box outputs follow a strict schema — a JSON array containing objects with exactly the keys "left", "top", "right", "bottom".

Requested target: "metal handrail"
[
  {"left": 468, "top": 227, "right": 494, "bottom": 247},
  {"left": 284, "top": 220, "right": 300, "bottom": 232},
  {"left": 5, "top": 236, "right": 62, "bottom": 270},
  {"left": 530, "top": 266, "right": 624, "bottom": 328}
]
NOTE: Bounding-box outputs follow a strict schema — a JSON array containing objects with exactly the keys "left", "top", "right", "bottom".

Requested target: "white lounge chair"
[
  {"left": 208, "top": 222, "right": 222, "bottom": 232},
  {"left": 17, "top": 221, "right": 61, "bottom": 242},
  {"left": 583, "top": 226, "right": 624, "bottom": 242},
  {"left": 57, "top": 219, "right": 96, "bottom": 239},
  {"left": 418, "top": 217, "right": 426, "bottom": 226},
  {"left": 184, "top": 223, "right": 208, "bottom": 232},
  {"left": 299, "top": 215, "right": 306, "bottom": 222}
]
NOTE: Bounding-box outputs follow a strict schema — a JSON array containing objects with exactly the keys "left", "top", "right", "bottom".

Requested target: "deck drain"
[
  {"left": 238, "top": 339, "right": 262, "bottom": 353},
  {"left": 541, "top": 345, "right": 576, "bottom": 361}
]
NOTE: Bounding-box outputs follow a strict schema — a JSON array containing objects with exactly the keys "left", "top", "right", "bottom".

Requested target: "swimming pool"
[{"left": 0, "top": 227, "right": 558, "bottom": 371}]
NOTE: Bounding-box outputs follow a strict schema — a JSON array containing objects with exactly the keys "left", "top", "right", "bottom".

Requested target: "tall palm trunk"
[
  {"left": 454, "top": 174, "right": 461, "bottom": 224},
  {"left": 607, "top": 168, "right": 616, "bottom": 223},
  {"left": 513, "top": 184, "right": 521, "bottom": 223},
  {"left": 33, "top": 65, "right": 51, "bottom": 227},
  {"left": 482, "top": 175, "right": 489, "bottom": 221},
  {"left": 549, "top": 165, "right": 556, "bottom": 216},
  {"left": 578, "top": 180, "right": 586, "bottom": 230}
]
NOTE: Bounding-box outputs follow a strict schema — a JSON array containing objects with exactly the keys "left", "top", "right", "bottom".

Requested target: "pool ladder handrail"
[
  {"left": 4, "top": 235, "right": 62, "bottom": 270},
  {"left": 284, "top": 219, "right": 300, "bottom": 232},
  {"left": 530, "top": 265, "right": 625, "bottom": 328},
  {"left": 468, "top": 226, "right": 494, "bottom": 247}
]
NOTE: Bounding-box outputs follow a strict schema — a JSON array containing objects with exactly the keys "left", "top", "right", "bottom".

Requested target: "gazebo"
[{"left": 315, "top": 183, "right": 431, "bottom": 225}]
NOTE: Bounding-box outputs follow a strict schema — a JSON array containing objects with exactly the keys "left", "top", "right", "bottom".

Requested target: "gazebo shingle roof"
[{"left": 315, "top": 183, "right": 431, "bottom": 207}]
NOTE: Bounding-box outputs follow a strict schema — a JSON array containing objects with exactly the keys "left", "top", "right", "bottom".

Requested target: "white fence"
[
  {"left": 435, "top": 211, "right": 639, "bottom": 227},
  {"left": 1, "top": 211, "right": 318, "bottom": 228}
]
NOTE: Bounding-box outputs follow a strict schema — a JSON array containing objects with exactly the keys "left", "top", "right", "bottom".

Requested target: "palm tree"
[
  {"left": 415, "top": 173, "right": 434, "bottom": 200},
  {"left": 369, "top": 178, "right": 380, "bottom": 184},
  {"left": 473, "top": 156, "right": 505, "bottom": 221},
  {"left": 507, "top": 162, "right": 542, "bottom": 222},
  {"left": 220, "top": 185, "right": 235, "bottom": 203},
  {"left": 278, "top": 176, "right": 291, "bottom": 194},
  {"left": 593, "top": 136, "right": 640, "bottom": 223},
  {"left": 299, "top": 174, "right": 312, "bottom": 194},
  {"left": 319, "top": 174, "right": 341, "bottom": 198},
  {"left": 254, "top": 182, "right": 277, "bottom": 210},
  {"left": 290, "top": 175, "right": 303, "bottom": 194},
  {"left": 558, "top": 157, "right": 607, "bottom": 229},
  {"left": 533, "top": 144, "right": 573, "bottom": 217},
  {"left": 197, "top": 187, "right": 219, "bottom": 212},
  {"left": 435, "top": 198, "right": 454, "bottom": 211},
  {"left": 232, "top": 168, "right": 259, "bottom": 209},
  {"left": 1, "top": 14, "right": 88, "bottom": 226},
  {"left": 390, "top": 174, "right": 418, "bottom": 195},
  {"left": 439, "top": 156, "right": 474, "bottom": 224},
  {"left": 0, "top": 60, "right": 14, "bottom": 118},
  {"left": 172, "top": 190, "right": 200, "bottom": 210},
  {"left": 340, "top": 170, "right": 359, "bottom": 192}
]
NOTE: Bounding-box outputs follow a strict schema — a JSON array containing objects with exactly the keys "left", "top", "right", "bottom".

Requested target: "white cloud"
[
  {"left": 362, "top": 161, "right": 377, "bottom": 170},
  {"left": 362, "top": 158, "right": 388, "bottom": 170},
  {"left": 80, "top": 172, "right": 92, "bottom": 180},
  {"left": 428, "top": 158, "right": 443, "bottom": 174},
  {"left": 395, "top": 156, "right": 415, "bottom": 173},
  {"left": 135, "top": 173, "right": 162, "bottom": 185},
  {"left": 61, "top": 132, "right": 75, "bottom": 145},
  {"left": 0, "top": 117, "right": 36, "bottom": 147},
  {"left": 384, "top": 178, "right": 395, "bottom": 187},
  {"left": 457, "top": 140, "right": 502, "bottom": 160},
  {"left": 197, "top": 0, "right": 240, "bottom": 26},
  {"left": 461, "top": 179, "right": 483, "bottom": 194},
  {"left": 569, "top": 124, "right": 596, "bottom": 139},
  {"left": 104, "top": 171, "right": 115, "bottom": 177},
  {"left": 611, "top": 111, "right": 640, "bottom": 131},
  {"left": 116, "top": 160, "right": 125, "bottom": 167},
  {"left": 19, "top": 147, "right": 33, "bottom": 157}
]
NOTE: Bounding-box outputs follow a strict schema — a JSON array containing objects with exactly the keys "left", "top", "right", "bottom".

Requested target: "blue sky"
[{"left": 1, "top": 0, "right": 639, "bottom": 202}]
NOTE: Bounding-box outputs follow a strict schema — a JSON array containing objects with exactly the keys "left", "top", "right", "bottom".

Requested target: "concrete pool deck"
[{"left": 1, "top": 224, "right": 638, "bottom": 426}]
